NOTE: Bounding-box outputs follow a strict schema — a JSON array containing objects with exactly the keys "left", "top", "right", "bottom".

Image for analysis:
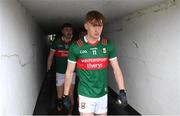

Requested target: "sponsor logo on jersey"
[
  {"left": 77, "top": 57, "right": 109, "bottom": 70},
  {"left": 55, "top": 50, "right": 68, "bottom": 57},
  {"left": 80, "top": 50, "right": 88, "bottom": 54}
]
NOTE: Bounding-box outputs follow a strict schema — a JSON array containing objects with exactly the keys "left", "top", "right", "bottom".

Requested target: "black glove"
[
  {"left": 62, "top": 95, "right": 71, "bottom": 111},
  {"left": 46, "top": 70, "right": 50, "bottom": 77},
  {"left": 116, "top": 90, "right": 128, "bottom": 108}
]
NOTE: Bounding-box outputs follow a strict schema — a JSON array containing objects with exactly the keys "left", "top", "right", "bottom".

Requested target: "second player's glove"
[
  {"left": 46, "top": 70, "right": 51, "bottom": 77},
  {"left": 116, "top": 90, "right": 128, "bottom": 108},
  {"left": 62, "top": 95, "right": 71, "bottom": 111}
]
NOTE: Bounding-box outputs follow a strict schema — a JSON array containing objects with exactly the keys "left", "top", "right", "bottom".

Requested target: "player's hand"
[
  {"left": 116, "top": 90, "right": 128, "bottom": 108},
  {"left": 46, "top": 70, "right": 50, "bottom": 77},
  {"left": 62, "top": 95, "right": 71, "bottom": 111},
  {"left": 47, "top": 67, "right": 50, "bottom": 73}
]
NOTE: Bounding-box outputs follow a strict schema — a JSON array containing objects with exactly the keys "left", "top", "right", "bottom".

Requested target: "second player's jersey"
[
  {"left": 51, "top": 38, "right": 72, "bottom": 74},
  {"left": 68, "top": 36, "right": 117, "bottom": 98}
]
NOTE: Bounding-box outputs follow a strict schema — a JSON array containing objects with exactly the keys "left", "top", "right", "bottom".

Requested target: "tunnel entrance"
[{"left": 1, "top": 0, "right": 179, "bottom": 115}]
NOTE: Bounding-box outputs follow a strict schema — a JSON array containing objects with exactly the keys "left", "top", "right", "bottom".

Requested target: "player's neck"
[
  {"left": 62, "top": 36, "right": 71, "bottom": 43},
  {"left": 62, "top": 36, "right": 71, "bottom": 40},
  {"left": 86, "top": 35, "right": 98, "bottom": 44}
]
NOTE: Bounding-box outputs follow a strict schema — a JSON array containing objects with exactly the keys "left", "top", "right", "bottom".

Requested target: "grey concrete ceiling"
[{"left": 18, "top": 0, "right": 165, "bottom": 34}]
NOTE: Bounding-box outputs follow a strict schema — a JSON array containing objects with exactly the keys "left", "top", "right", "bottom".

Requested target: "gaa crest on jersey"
[
  {"left": 80, "top": 50, "right": 88, "bottom": 54},
  {"left": 103, "top": 48, "right": 106, "bottom": 53}
]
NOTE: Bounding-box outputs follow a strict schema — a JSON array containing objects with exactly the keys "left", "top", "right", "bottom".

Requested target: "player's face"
[
  {"left": 85, "top": 20, "right": 103, "bottom": 40},
  {"left": 62, "top": 27, "right": 73, "bottom": 39}
]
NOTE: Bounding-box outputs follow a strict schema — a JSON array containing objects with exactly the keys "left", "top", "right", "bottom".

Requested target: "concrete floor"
[{"left": 33, "top": 70, "right": 141, "bottom": 115}]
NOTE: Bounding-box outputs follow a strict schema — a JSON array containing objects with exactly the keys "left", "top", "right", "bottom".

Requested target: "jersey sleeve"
[
  {"left": 108, "top": 40, "right": 117, "bottom": 61},
  {"left": 68, "top": 42, "right": 78, "bottom": 63}
]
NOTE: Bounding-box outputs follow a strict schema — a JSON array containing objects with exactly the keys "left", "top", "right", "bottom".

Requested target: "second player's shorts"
[
  {"left": 56, "top": 72, "right": 76, "bottom": 86},
  {"left": 78, "top": 94, "right": 107, "bottom": 114}
]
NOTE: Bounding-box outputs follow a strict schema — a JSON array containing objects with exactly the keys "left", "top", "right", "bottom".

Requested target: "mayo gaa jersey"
[
  {"left": 68, "top": 36, "right": 117, "bottom": 98},
  {"left": 51, "top": 38, "right": 71, "bottom": 74}
]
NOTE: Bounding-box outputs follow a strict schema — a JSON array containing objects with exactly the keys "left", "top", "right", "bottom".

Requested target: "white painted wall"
[
  {"left": 105, "top": 0, "right": 180, "bottom": 115},
  {"left": 0, "top": 0, "right": 46, "bottom": 115},
  {"left": 1, "top": 0, "right": 180, "bottom": 115}
]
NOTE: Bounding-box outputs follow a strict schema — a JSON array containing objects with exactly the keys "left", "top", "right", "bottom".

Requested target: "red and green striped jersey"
[
  {"left": 51, "top": 38, "right": 72, "bottom": 74},
  {"left": 68, "top": 36, "right": 117, "bottom": 98}
]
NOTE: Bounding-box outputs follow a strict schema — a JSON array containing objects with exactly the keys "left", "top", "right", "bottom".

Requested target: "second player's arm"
[
  {"left": 110, "top": 58, "right": 125, "bottom": 90},
  {"left": 64, "top": 61, "right": 76, "bottom": 96},
  {"left": 47, "top": 49, "right": 55, "bottom": 71}
]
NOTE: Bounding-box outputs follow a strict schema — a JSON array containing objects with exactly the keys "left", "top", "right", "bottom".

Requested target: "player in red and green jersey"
[
  {"left": 68, "top": 36, "right": 116, "bottom": 98},
  {"left": 47, "top": 23, "right": 76, "bottom": 113},
  {"left": 63, "top": 11, "right": 128, "bottom": 115}
]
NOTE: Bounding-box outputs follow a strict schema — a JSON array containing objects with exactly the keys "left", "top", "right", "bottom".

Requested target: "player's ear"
[{"left": 84, "top": 23, "right": 88, "bottom": 30}]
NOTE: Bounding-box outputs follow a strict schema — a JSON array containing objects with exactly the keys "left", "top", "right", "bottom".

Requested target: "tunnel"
[{"left": 0, "top": 0, "right": 180, "bottom": 115}]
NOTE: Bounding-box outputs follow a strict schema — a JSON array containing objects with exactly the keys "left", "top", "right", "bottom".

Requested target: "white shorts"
[
  {"left": 56, "top": 73, "right": 76, "bottom": 86},
  {"left": 78, "top": 94, "right": 107, "bottom": 114}
]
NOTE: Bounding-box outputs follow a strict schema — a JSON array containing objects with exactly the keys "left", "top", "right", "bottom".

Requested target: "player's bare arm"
[
  {"left": 110, "top": 58, "right": 125, "bottom": 90},
  {"left": 64, "top": 61, "right": 76, "bottom": 95},
  {"left": 110, "top": 58, "right": 128, "bottom": 107},
  {"left": 47, "top": 49, "right": 55, "bottom": 71}
]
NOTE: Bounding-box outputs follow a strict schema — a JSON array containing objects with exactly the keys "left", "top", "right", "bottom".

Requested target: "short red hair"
[{"left": 85, "top": 10, "right": 105, "bottom": 26}]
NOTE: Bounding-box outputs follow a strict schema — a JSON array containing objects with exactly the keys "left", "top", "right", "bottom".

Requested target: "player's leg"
[
  {"left": 68, "top": 72, "right": 76, "bottom": 114},
  {"left": 68, "top": 84, "right": 74, "bottom": 114},
  {"left": 56, "top": 73, "right": 65, "bottom": 111},
  {"left": 80, "top": 112, "right": 94, "bottom": 116},
  {"left": 95, "top": 94, "right": 107, "bottom": 116},
  {"left": 79, "top": 95, "right": 95, "bottom": 115}
]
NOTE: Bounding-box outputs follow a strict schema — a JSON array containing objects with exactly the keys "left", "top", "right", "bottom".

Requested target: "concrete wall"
[
  {"left": 105, "top": 0, "right": 180, "bottom": 115},
  {"left": 0, "top": 0, "right": 47, "bottom": 115}
]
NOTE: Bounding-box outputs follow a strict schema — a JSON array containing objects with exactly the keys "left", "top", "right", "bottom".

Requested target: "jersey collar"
[
  {"left": 84, "top": 36, "right": 100, "bottom": 46},
  {"left": 62, "top": 36, "right": 71, "bottom": 44}
]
